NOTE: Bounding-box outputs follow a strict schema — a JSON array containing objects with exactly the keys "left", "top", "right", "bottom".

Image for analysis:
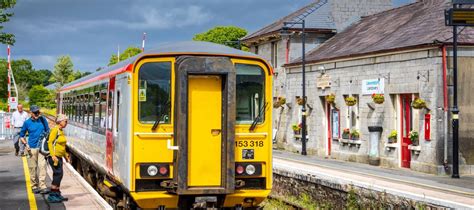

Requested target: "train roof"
[{"left": 61, "top": 41, "right": 268, "bottom": 91}]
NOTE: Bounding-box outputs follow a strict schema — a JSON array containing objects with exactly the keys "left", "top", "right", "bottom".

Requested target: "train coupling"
[
  {"left": 235, "top": 179, "right": 246, "bottom": 189},
  {"left": 160, "top": 180, "right": 178, "bottom": 189}
]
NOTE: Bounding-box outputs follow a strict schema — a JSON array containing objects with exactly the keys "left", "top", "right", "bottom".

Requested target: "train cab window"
[
  {"left": 235, "top": 64, "right": 265, "bottom": 124},
  {"left": 138, "top": 62, "right": 172, "bottom": 124}
]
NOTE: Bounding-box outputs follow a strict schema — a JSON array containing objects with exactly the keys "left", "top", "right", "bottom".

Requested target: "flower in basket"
[
  {"left": 388, "top": 130, "right": 397, "bottom": 143},
  {"left": 292, "top": 123, "right": 301, "bottom": 131},
  {"left": 350, "top": 129, "right": 360, "bottom": 140},
  {"left": 345, "top": 96, "right": 357, "bottom": 106},
  {"left": 342, "top": 128, "right": 350, "bottom": 139},
  {"left": 372, "top": 93, "right": 385, "bottom": 104},
  {"left": 412, "top": 98, "right": 426, "bottom": 109},
  {"left": 409, "top": 130, "right": 419, "bottom": 145},
  {"left": 325, "top": 94, "right": 336, "bottom": 104},
  {"left": 273, "top": 96, "right": 286, "bottom": 108}
]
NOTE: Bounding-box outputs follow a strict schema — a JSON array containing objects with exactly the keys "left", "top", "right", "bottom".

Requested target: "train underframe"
[{"left": 68, "top": 148, "right": 269, "bottom": 209}]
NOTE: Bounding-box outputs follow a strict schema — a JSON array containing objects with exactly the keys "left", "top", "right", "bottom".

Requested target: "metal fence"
[{"left": 0, "top": 112, "right": 14, "bottom": 141}]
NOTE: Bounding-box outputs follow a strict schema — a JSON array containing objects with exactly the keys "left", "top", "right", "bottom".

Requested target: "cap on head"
[
  {"left": 56, "top": 114, "right": 68, "bottom": 123},
  {"left": 30, "top": 105, "right": 40, "bottom": 113}
]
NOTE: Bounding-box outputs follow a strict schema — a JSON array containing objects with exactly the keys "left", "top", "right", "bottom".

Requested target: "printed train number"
[{"left": 235, "top": 140, "right": 264, "bottom": 147}]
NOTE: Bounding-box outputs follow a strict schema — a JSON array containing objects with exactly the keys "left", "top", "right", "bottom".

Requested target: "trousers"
[
  {"left": 12, "top": 128, "right": 25, "bottom": 153},
  {"left": 27, "top": 148, "right": 47, "bottom": 190}
]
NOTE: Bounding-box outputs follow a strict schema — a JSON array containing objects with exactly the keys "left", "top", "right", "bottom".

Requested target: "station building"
[{"left": 272, "top": 0, "right": 474, "bottom": 175}]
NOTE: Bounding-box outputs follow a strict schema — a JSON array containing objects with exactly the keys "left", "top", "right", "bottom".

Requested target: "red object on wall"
[{"left": 424, "top": 113, "right": 431, "bottom": 141}]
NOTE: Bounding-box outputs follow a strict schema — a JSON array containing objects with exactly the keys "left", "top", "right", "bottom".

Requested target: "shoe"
[
  {"left": 47, "top": 192, "right": 62, "bottom": 203},
  {"left": 58, "top": 192, "right": 68, "bottom": 201},
  {"left": 39, "top": 188, "right": 50, "bottom": 194},
  {"left": 15, "top": 151, "right": 18, "bottom": 156},
  {"left": 32, "top": 188, "right": 40, "bottom": 194}
]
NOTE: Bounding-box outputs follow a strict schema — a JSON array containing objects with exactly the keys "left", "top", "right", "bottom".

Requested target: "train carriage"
[{"left": 58, "top": 41, "right": 273, "bottom": 209}]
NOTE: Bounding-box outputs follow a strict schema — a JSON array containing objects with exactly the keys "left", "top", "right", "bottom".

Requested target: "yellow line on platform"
[{"left": 22, "top": 156, "right": 38, "bottom": 210}]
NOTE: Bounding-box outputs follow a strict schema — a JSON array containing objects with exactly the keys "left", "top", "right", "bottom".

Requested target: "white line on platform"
[{"left": 64, "top": 162, "right": 113, "bottom": 210}]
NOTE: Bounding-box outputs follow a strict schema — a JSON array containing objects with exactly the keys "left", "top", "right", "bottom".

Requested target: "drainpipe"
[
  {"left": 442, "top": 45, "right": 449, "bottom": 171},
  {"left": 285, "top": 38, "right": 290, "bottom": 64}
]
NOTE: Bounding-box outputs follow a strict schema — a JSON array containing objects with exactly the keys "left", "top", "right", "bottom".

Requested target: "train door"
[
  {"left": 174, "top": 56, "right": 235, "bottom": 195},
  {"left": 187, "top": 75, "right": 222, "bottom": 187},
  {"left": 400, "top": 94, "right": 412, "bottom": 168},
  {"left": 106, "top": 77, "right": 115, "bottom": 172}
]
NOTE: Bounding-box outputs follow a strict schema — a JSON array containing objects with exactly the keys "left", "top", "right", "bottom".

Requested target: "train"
[{"left": 57, "top": 41, "right": 273, "bottom": 209}]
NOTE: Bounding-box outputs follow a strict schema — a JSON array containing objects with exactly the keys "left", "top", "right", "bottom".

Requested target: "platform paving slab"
[{"left": 0, "top": 140, "right": 110, "bottom": 210}]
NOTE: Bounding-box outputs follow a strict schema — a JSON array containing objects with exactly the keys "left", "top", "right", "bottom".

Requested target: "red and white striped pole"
[
  {"left": 142, "top": 32, "right": 146, "bottom": 52},
  {"left": 7, "top": 45, "right": 11, "bottom": 112}
]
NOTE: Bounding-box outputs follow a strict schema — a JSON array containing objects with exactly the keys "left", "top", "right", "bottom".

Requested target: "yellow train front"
[{"left": 59, "top": 41, "right": 273, "bottom": 209}]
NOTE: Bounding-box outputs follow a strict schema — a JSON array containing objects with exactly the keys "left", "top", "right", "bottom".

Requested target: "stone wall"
[
  {"left": 274, "top": 48, "right": 459, "bottom": 174},
  {"left": 272, "top": 168, "right": 452, "bottom": 209}
]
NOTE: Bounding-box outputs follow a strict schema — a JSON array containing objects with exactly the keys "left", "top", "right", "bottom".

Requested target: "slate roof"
[
  {"left": 286, "top": 0, "right": 474, "bottom": 66},
  {"left": 241, "top": 0, "right": 334, "bottom": 43}
]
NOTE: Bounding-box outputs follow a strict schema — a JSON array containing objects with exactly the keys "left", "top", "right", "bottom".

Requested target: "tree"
[
  {"left": 193, "top": 26, "right": 248, "bottom": 50},
  {"left": 108, "top": 46, "right": 142, "bottom": 66},
  {"left": 0, "top": 58, "right": 49, "bottom": 99},
  {"left": 28, "top": 85, "right": 54, "bottom": 108},
  {"left": 52, "top": 55, "right": 74, "bottom": 88},
  {"left": 0, "top": 0, "right": 16, "bottom": 45}
]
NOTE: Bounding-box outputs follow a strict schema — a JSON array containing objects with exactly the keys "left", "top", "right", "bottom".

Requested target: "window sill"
[
  {"left": 408, "top": 145, "right": 421, "bottom": 155},
  {"left": 385, "top": 143, "right": 398, "bottom": 151},
  {"left": 339, "top": 138, "right": 362, "bottom": 148}
]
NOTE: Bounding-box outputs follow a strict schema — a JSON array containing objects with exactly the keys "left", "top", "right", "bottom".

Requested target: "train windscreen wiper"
[
  {"left": 152, "top": 99, "right": 170, "bottom": 131},
  {"left": 249, "top": 102, "right": 268, "bottom": 132}
]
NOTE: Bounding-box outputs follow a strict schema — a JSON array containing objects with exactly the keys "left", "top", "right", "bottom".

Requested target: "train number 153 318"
[{"left": 235, "top": 140, "right": 264, "bottom": 147}]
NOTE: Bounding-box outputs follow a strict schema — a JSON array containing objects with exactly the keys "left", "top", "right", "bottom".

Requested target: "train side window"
[
  {"left": 116, "top": 91, "right": 120, "bottom": 132},
  {"left": 93, "top": 90, "right": 100, "bottom": 127},
  {"left": 235, "top": 64, "right": 265, "bottom": 124},
  {"left": 138, "top": 62, "right": 172, "bottom": 124}
]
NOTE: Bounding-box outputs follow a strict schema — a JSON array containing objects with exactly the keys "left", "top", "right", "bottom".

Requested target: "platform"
[
  {"left": 273, "top": 150, "right": 474, "bottom": 209},
  {"left": 0, "top": 140, "right": 111, "bottom": 210}
]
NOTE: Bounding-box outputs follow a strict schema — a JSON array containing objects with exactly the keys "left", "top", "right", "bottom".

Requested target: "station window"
[
  {"left": 138, "top": 62, "right": 172, "bottom": 124},
  {"left": 235, "top": 63, "right": 265, "bottom": 124}
]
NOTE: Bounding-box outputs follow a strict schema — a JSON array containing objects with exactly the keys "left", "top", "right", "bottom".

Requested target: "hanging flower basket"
[
  {"left": 388, "top": 130, "right": 397, "bottom": 143},
  {"left": 345, "top": 96, "right": 357, "bottom": 106},
  {"left": 412, "top": 98, "right": 426, "bottom": 109},
  {"left": 350, "top": 129, "right": 360, "bottom": 140},
  {"left": 296, "top": 97, "right": 305, "bottom": 105},
  {"left": 325, "top": 94, "right": 336, "bottom": 104},
  {"left": 372, "top": 93, "right": 385, "bottom": 104},
  {"left": 292, "top": 123, "right": 301, "bottom": 135},
  {"left": 342, "top": 128, "right": 350, "bottom": 139},
  {"left": 273, "top": 96, "right": 286, "bottom": 108},
  {"left": 409, "top": 130, "right": 419, "bottom": 146}
]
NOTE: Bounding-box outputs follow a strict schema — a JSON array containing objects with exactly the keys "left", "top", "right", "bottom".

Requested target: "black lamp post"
[{"left": 281, "top": 20, "right": 307, "bottom": 156}]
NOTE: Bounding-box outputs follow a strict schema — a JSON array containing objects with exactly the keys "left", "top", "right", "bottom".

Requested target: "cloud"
[
  {"left": 127, "top": 5, "right": 212, "bottom": 29},
  {"left": 9, "top": 5, "right": 212, "bottom": 36},
  {"left": 19, "top": 55, "right": 57, "bottom": 69}
]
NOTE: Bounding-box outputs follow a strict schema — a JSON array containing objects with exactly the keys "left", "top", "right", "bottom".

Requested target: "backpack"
[{"left": 38, "top": 117, "right": 58, "bottom": 156}]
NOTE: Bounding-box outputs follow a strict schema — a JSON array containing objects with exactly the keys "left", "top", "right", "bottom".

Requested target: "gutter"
[{"left": 284, "top": 42, "right": 474, "bottom": 68}]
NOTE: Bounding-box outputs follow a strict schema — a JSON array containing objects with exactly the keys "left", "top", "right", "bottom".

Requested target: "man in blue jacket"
[{"left": 20, "top": 105, "right": 50, "bottom": 194}]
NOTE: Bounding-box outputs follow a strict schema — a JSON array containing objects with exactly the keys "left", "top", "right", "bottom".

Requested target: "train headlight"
[
  {"left": 245, "top": 164, "right": 256, "bottom": 175},
  {"left": 147, "top": 165, "right": 158, "bottom": 176}
]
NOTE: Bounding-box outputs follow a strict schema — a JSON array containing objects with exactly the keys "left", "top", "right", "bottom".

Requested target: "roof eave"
[
  {"left": 241, "top": 28, "right": 336, "bottom": 45},
  {"left": 283, "top": 43, "right": 446, "bottom": 68}
]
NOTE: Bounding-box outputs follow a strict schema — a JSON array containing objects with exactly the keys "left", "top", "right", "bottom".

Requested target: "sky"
[{"left": 1, "top": 0, "right": 412, "bottom": 72}]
